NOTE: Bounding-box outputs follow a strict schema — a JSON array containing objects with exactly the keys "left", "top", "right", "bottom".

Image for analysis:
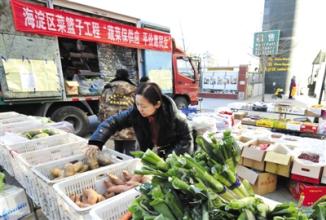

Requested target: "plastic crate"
[
  {"left": 0, "top": 129, "right": 65, "bottom": 176},
  {"left": 12, "top": 137, "right": 87, "bottom": 206},
  {"left": 0, "top": 111, "right": 21, "bottom": 120},
  {"left": 53, "top": 159, "right": 140, "bottom": 220},
  {"left": 0, "top": 119, "right": 44, "bottom": 136},
  {"left": 90, "top": 189, "right": 139, "bottom": 220},
  {"left": 33, "top": 150, "right": 133, "bottom": 220},
  {"left": 0, "top": 114, "right": 28, "bottom": 124}
]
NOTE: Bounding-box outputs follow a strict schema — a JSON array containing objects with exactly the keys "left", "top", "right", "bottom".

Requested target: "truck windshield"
[{"left": 177, "top": 57, "right": 195, "bottom": 80}]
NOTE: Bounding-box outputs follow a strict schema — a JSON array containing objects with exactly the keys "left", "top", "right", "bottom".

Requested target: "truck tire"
[
  {"left": 51, "top": 106, "right": 89, "bottom": 137},
  {"left": 174, "top": 96, "right": 189, "bottom": 109}
]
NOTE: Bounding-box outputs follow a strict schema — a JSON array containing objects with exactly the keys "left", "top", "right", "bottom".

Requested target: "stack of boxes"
[{"left": 235, "top": 129, "right": 326, "bottom": 206}]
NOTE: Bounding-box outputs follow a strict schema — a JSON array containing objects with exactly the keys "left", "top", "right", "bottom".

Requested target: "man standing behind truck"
[{"left": 98, "top": 69, "right": 136, "bottom": 155}]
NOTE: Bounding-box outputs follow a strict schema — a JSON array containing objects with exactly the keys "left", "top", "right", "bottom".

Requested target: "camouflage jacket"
[{"left": 98, "top": 80, "right": 136, "bottom": 140}]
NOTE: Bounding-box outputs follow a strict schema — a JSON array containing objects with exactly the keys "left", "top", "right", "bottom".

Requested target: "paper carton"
[
  {"left": 237, "top": 165, "right": 277, "bottom": 195},
  {"left": 291, "top": 159, "right": 322, "bottom": 184},
  {"left": 0, "top": 185, "right": 30, "bottom": 220},
  {"left": 322, "top": 167, "right": 326, "bottom": 184},
  {"left": 65, "top": 81, "right": 79, "bottom": 95},
  {"left": 265, "top": 152, "right": 292, "bottom": 177},
  {"left": 264, "top": 144, "right": 292, "bottom": 177},
  {"left": 288, "top": 180, "right": 326, "bottom": 206},
  {"left": 241, "top": 139, "right": 273, "bottom": 171},
  {"left": 300, "top": 123, "right": 318, "bottom": 134},
  {"left": 234, "top": 112, "right": 247, "bottom": 120}
]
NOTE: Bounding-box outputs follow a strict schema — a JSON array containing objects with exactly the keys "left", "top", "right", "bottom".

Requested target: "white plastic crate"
[
  {"left": 0, "top": 111, "right": 21, "bottom": 120},
  {"left": 53, "top": 159, "right": 140, "bottom": 220},
  {"left": 0, "top": 119, "right": 44, "bottom": 136},
  {"left": 33, "top": 150, "right": 133, "bottom": 220},
  {"left": 12, "top": 137, "right": 87, "bottom": 206},
  {"left": 0, "top": 114, "right": 27, "bottom": 123},
  {"left": 90, "top": 189, "right": 139, "bottom": 220},
  {"left": 0, "top": 129, "right": 66, "bottom": 176}
]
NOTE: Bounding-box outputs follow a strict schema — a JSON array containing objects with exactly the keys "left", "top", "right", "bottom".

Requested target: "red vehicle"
[{"left": 0, "top": 0, "right": 200, "bottom": 136}]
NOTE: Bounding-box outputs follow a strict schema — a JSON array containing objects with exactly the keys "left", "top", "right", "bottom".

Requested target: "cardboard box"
[
  {"left": 241, "top": 139, "right": 273, "bottom": 171},
  {"left": 322, "top": 167, "right": 326, "bottom": 184},
  {"left": 241, "top": 118, "right": 257, "bottom": 126},
  {"left": 300, "top": 123, "right": 318, "bottom": 134},
  {"left": 237, "top": 165, "right": 277, "bottom": 195},
  {"left": 256, "top": 119, "right": 274, "bottom": 128},
  {"left": 265, "top": 151, "right": 292, "bottom": 177},
  {"left": 289, "top": 180, "right": 326, "bottom": 206},
  {"left": 273, "top": 120, "right": 287, "bottom": 130},
  {"left": 65, "top": 81, "right": 79, "bottom": 95},
  {"left": 234, "top": 112, "right": 247, "bottom": 120},
  {"left": 286, "top": 121, "right": 302, "bottom": 131},
  {"left": 0, "top": 185, "right": 31, "bottom": 220},
  {"left": 291, "top": 159, "right": 322, "bottom": 184}
]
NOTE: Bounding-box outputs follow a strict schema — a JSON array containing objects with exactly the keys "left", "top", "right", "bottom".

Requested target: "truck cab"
[{"left": 141, "top": 22, "right": 200, "bottom": 109}]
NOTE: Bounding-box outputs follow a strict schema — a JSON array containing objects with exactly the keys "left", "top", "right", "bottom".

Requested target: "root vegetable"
[
  {"left": 104, "top": 179, "right": 114, "bottom": 188},
  {"left": 97, "top": 153, "right": 112, "bottom": 166},
  {"left": 86, "top": 155, "right": 99, "bottom": 170},
  {"left": 76, "top": 200, "right": 91, "bottom": 208},
  {"left": 128, "top": 174, "right": 143, "bottom": 183},
  {"left": 103, "top": 192, "right": 115, "bottom": 199},
  {"left": 125, "top": 181, "right": 141, "bottom": 187},
  {"left": 79, "top": 164, "right": 89, "bottom": 173},
  {"left": 73, "top": 161, "right": 84, "bottom": 173},
  {"left": 83, "top": 189, "right": 99, "bottom": 205},
  {"left": 64, "top": 163, "right": 76, "bottom": 177},
  {"left": 69, "top": 194, "right": 77, "bottom": 203},
  {"left": 119, "top": 211, "right": 132, "bottom": 220},
  {"left": 50, "top": 167, "right": 63, "bottom": 178},
  {"left": 122, "top": 170, "right": 132, "bottom": 181},
  {"left": 97, "top": 194, "right": 105, "bottom": 202},
  {"left": 108, "top": 174, "right": 125, "bottom": 185},
  {"left": 107, "top": 185, "right": 133, "bottom": 194}
]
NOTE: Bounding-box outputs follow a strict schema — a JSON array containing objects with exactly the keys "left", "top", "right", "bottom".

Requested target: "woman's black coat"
[{"left": 89, "top": 95, "right": 193, "bottom": 157}]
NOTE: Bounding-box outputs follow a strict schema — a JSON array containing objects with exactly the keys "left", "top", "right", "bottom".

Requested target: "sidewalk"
[{"left": 199, "top": 94, "right": 321, "bottom": 112}]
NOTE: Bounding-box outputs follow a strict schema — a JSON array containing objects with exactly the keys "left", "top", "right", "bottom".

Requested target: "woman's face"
[{"left": 135, "top": 95, "right": 161, "bottom": 117}]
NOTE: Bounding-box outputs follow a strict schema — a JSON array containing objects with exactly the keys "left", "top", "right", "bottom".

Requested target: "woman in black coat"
[{"left": 87, "top": 82, "right": 193, "bottom": 158}]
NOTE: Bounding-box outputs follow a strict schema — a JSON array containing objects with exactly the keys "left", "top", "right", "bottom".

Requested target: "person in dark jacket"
[
  {"left": 87, "top": 82, "right": 193, "bottom": 158},
  {"left": 98, "top": 69, "right": 136, "bottom": 155}
]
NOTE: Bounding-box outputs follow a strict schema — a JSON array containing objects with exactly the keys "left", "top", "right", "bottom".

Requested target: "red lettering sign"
[{"left": 11, "top": 0, "right": 172, "bottom": 52}]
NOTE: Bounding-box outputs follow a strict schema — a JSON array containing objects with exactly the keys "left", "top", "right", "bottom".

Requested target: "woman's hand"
[{"left": 85, "top": 145, "right": 99, "bottom": 157}]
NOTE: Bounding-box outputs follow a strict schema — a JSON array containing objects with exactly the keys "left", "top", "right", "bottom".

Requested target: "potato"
[
  {"left": 83, "top": 188, "right": 99, "bottom": 205},
  {"left": 50, "top": 167, "right": 63, "bottom": 178},
  {"left": 79, "top": 164, "right": 89, "bottom": 173},
  {"left": 64, "top": 163, "right": 76, "bottom": 177},
  {"left": 97, "top": 153, "right": 112, "bottom": 166},
  {"left": 73, "top": 161, "right": 83, "bottom": 173},
  {"left": 86, "top": 155, "right": 99, "bottom": 170}
]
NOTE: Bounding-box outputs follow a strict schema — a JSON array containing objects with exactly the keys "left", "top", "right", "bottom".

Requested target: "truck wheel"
[
  {"left": 174, "top": 96, "right": 188, "bottom": 109},
  {"left": 51, "top": 106, "right": 89, "bottom": 137}
]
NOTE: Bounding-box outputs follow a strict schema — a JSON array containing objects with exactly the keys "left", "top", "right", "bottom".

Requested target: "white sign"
[{"left": 202, "top": 70, "right": 238, "bottom": 92}]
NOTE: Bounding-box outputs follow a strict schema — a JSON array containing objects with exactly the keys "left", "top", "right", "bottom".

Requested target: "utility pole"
[{"left": 318, "top": 65, "right": 326, "bottom": 104}]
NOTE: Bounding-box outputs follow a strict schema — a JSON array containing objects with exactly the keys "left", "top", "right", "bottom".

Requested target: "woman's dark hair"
[
  {"left": 139, "top": 76, "right": 150, "bottom": 83},
  {"left": 136, "top": 82, "right": 163, "bottom": 106}
]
